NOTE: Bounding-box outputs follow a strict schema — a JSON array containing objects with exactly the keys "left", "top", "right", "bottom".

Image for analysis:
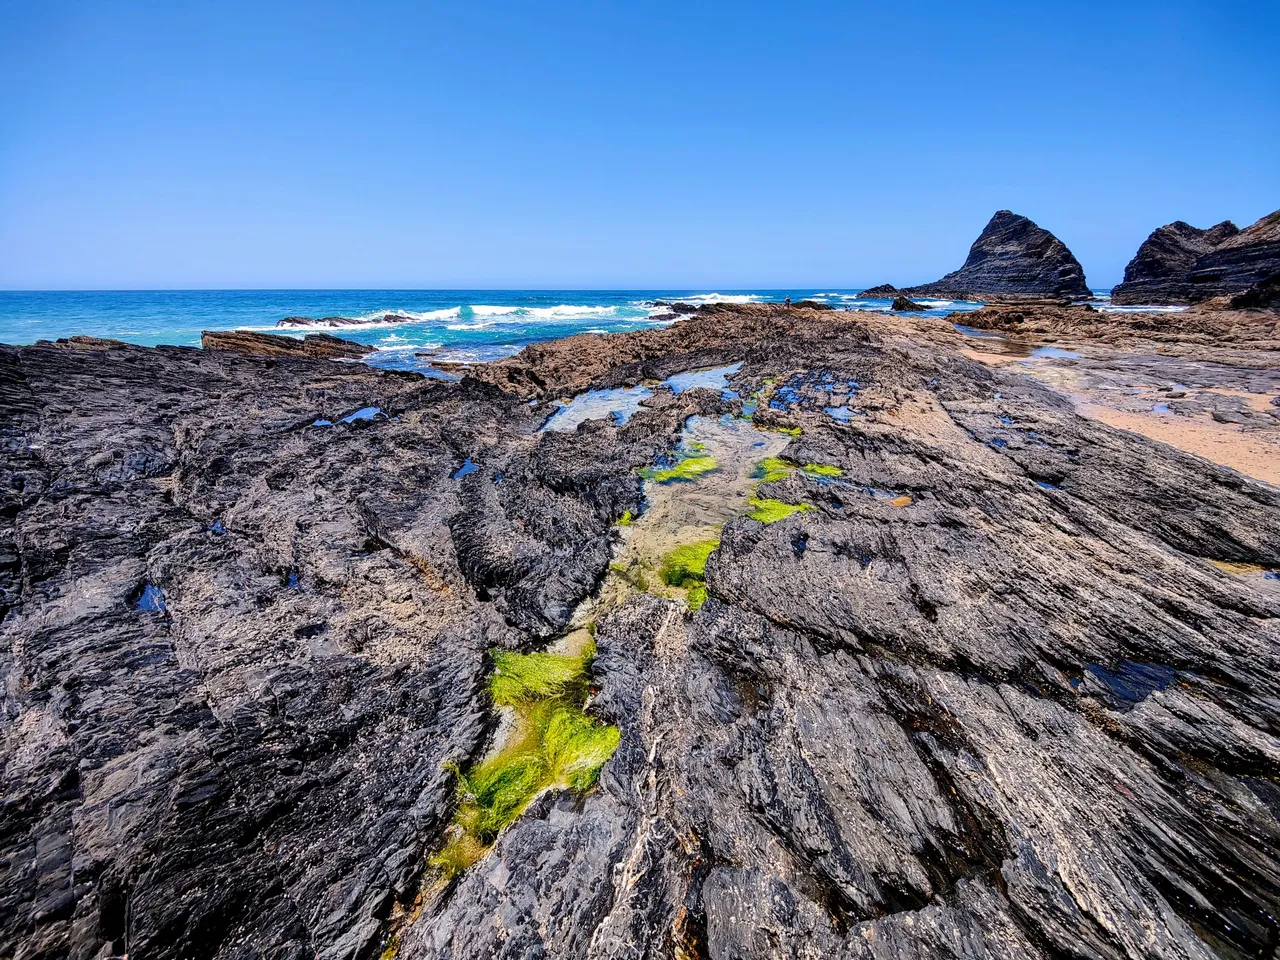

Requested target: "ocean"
[{"left": 0, "top": 289, "right": 992, "bottom": 375}]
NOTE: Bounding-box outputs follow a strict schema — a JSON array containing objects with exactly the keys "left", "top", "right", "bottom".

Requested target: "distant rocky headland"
[
  {"left": 2, "top": 282, "right": 1278, "bottom": 960},
  {"left": 1113, "top": 209, "right": 1280, "bottom": 305}
]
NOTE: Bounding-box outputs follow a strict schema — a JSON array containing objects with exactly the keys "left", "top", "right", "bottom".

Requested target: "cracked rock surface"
[{"left": 2, "top": 305, "right": 1279, "bottom": 959}]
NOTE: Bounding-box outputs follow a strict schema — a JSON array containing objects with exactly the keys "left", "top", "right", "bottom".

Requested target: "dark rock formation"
[
  {"left": 905, "top": 210, "right": 1090, "bottom": 300},
  {"left": 1230, "top": 271, "right": 1280, "bottom": 311},
  {"left": 856, "top": 284, "right": 899, "bottom": 299},
  {"left": 891, "top": 295, "right": 926, "bottom": 312},
  {"left": 1110, "top": 220, "right": 1240, "bottom": 304},
  {"left": 1188, "top": 209, "right": 1280, "bottom": 301},
  {"left": 2, "top": 304, "right": 1278, "bottom": 960},
  {"left": 202, "top": 329, "right": 375, "bottom": 359},
  {"left": 795, "top": 299, "right": 836, "bottom": 310}
]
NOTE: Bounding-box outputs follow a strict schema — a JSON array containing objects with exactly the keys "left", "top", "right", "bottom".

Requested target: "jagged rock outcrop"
[
  {"left": 202, "top": 329, "right": 375, "bottom": 359},
  {"left": 905, "top": 210, "right": 1090, "bottom": 300},
  {"left": 1188, "top": 209, "right": 1280, "bottom": 301},
  {"left": 1110, "top": 220, "right": 1240, "bottom": 304},
  {"left": 2, "top": 304, "right": 1278, "bottom": 960},
  {"left": 856, "top": 284, "right": 899, "bottom": 299},
  {"left": 891, "top": 295, "right": 926, "bottom": 312}
]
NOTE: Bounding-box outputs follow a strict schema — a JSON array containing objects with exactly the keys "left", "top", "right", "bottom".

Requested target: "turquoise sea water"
[{"left": 0, "top": 289, "right": 990, "bottom": 374}]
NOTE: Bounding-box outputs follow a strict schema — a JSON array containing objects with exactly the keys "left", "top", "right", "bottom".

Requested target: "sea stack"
[
  {"left": 1110, "top": 220, "right": 1240, "bottom": 304},
  {"left": 906, "top": 210, "right": 1090, "bottom": 300}
]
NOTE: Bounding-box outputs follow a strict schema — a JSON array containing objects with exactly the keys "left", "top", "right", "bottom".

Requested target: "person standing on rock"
[{"left": 784, "top": 296, "right": 791, "bottom": 307}]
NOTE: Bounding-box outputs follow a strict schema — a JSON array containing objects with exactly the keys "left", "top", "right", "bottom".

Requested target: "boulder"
[
  {"left": 905, "top": 210, "right": 1090, "bottom": 300},
  {"left": 891, "top": 295, "right": 926, "bottom": 312},
  {"left": 1110, "top": 220, "right": 1240, "bottom": 304}
]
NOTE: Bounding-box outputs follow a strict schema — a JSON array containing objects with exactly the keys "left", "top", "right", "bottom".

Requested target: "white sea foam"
[
  {"left": 237, "top": 302, "right": 632, "bottom": 334},
  {"left": 669, "top": 293, "right": 764, "bottom": 305},
  {"left": 1096, "top": 304, "right": 1189, "bottom": 314}
]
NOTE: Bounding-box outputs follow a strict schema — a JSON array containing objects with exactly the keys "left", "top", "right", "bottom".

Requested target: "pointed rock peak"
[{"left": 905, "top": 210, "right": 1089, "bottom": 300}]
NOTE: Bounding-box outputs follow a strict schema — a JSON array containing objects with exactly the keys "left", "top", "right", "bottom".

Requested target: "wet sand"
[{"left": 960, "top": 335, "right": 1280, "bottom": 486}]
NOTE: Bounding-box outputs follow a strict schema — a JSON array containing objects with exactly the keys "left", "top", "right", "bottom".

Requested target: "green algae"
[
  {"left": 687, "top": 583, "right": 709, "bottom": 611},
  {"left": 748, "top": 496, "right": 813, "bottom": 524},
  {"left": 802, "top": 463, "right": 843, "bottom": 477},
  {"left": 489, "top": 649, "right": 590, "bottom": 707},
  {"left": 641, "top": 454, "right": 719, "bottom": 483},
  {"left": 660, "top": 539, "right": 719, "bottom": 587},
  {"left": 616, "top": 509, "right": 635, "bottom": 526},
  {"left": 430, "top": 643, "right": 619, "bottom": 881},
  {"left": 756, "top": 456, "right": 794, "bottom": 483}
]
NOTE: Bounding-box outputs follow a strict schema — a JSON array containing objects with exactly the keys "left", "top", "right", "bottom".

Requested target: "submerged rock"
[
  {"left": 906, "top": 210, "right": 1090, "bottom": 300},
  {"left": 1110, "top": 219, "right": 1240, "bottom": 304}
]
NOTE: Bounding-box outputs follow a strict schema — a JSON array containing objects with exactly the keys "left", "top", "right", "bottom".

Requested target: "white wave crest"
[{"left": 667, "top": 293, "right": 764, "bottom": 305}]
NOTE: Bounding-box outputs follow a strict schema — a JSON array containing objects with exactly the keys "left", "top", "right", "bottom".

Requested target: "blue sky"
[{"left": 1, "top": 0, "right": 1276, "bottom": 289}]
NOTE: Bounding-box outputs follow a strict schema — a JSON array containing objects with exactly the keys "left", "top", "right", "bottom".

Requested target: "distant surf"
[{"left": 0, "top": 289, "right": 986, "bottom": 375}]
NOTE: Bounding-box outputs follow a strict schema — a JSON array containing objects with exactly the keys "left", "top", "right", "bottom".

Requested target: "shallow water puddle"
[
  {"left": 604, "top": 414, "right": 792, "bottom": 608},
  {"left": 453, "top": 457, "right": 479, "bottom": 479},
  {"left": 133, "top": 583, "right": 167, "bottom": 614},
  {"left": 1208, "top": 559, "right": 1280, "bottom": 583},
  {"left": 540, "top": 385, "right": 653, "bottom": 431},
  {"left": 312, "top": 405, "right": 385, "bottom": 427},
  {"left": 956, "top": 324, "right": 1082, "bottom": 362},
  {"left": 661, "top": 362, "right": 742, "bottom": 396},
  {"left": 540, "top": 364, "right": 747, "bottom": 432}
]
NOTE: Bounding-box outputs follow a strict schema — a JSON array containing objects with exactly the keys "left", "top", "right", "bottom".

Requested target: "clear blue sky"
[{"left": 1, "top": 0, "right": 1276, "bottom": 290}]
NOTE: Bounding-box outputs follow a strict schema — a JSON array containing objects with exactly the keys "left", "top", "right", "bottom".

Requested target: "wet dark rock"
[
  {"left": 202, "top": 329, "right": 374, "bottom": 359},
  {"left": 670, "top": 302, "right": 699, "bottom": 315},
  {"left": 794, "top": 300, "right": 836, "bottom": 311},
  {"left": 856, "top": 284, "right": 900, "bottom": 299},
  {"left": 1110, "top": 219, "right": 1240, "bottom": 305},
  {"left": 905, "top": 210, "right": 1090, "bottom": 300},
  {"left": 3, "top": 303, "right": 1280, "bottom": 960},
  {"left": 891, "top": 295, "right": 926, "bottom": 312}
]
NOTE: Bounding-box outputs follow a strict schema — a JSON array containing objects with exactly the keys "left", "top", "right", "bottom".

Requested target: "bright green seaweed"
[
  {"left": 748, "top": 496, "right": 813, "bottom": 523},
  {"left": 430, "top": 643, "right": 619, "bottom": 880},
  {"left": 640, "top": 454, "right": 719, "bottom": 483},
  {"left": 660, "top": 539, "right": 719, "bottom": 586}
]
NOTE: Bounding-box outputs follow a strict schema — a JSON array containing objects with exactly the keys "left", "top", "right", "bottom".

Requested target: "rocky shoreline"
[{"left": 2, "top": 301, "right": 1279, "bottom": 959}]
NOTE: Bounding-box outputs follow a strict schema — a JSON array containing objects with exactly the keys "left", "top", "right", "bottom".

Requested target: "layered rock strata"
[
  {"left": 905, "top": 210, "right": 1090, "bottom": 300},
  {"left": 1110, "top": 220, "right": 1239, "bottom": 304},
  {"left": 1, "top": 304, "right": 1278, "bottom": 960}
]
